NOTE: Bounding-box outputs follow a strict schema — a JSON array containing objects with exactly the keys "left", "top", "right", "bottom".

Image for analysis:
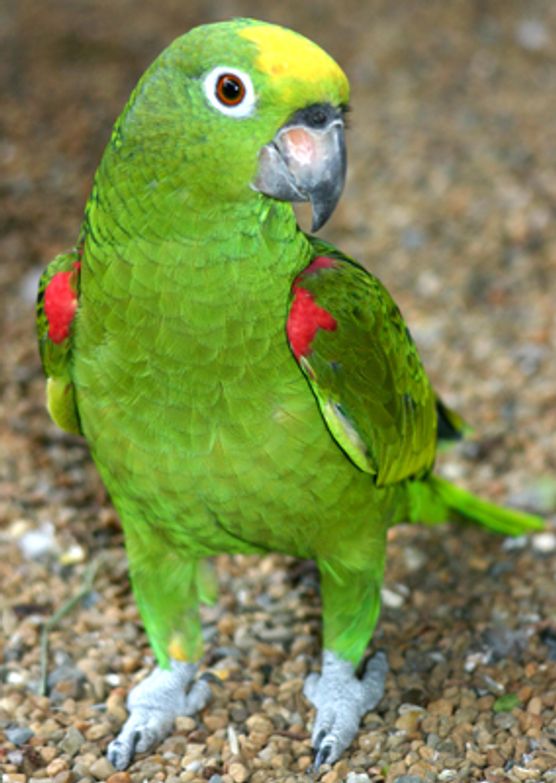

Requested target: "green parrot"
[{"left": 37, "top": 18, "right": 543, "bottom": 771}]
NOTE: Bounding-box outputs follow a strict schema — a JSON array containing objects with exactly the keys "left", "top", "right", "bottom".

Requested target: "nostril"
[
  {"left": 309, "top": 107, "right": 328, "bottom": 127},
  {"left": 287, "top": 103, "right": 340, "bottom": 130}
]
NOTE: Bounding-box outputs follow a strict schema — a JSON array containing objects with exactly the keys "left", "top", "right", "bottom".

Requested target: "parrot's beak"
[{"left": 253, "top": 104, "right": 346, "bottom": 231}]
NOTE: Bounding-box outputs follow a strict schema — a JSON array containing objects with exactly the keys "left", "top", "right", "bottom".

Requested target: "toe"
[
  {"left": 302, "top": 672, "right": 320, "bottom": 704},
  {"left": 313, "top": 732, "right": 344, "bottom": 770},
  {"left": 182, "top": 677, "right": 212, "bottom": 714},
  {"left": 361, "top": 650, "right": 388, "bottom": 710},
  {"left": 107, "top": 729, "right": 141, "bottom": 771}
]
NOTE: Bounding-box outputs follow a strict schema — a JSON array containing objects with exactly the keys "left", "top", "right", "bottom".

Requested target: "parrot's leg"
[
  {"left": 107, "top": 659, "right": 211, "bottom": 770},
  {"left": 304, "top": 552, "right": 388, "bottom": 769},
  {"left": 107, "top": 537, "right": 217, "bottom": 770}
]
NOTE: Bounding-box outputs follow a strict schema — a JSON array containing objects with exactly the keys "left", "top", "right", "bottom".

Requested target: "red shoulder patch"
[
  {"left": 287, "top": 256, "right": 337, "bottom": 360},
  {"left": 44, "top": 262, "right": 80, "bottom": 344},
  {"left": 299, "top": 255, "right": 337, "bottom": 277}
]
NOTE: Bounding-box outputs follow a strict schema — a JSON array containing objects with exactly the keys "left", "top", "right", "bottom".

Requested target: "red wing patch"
[
  {"left": 287, "top": 256, "right": 337, "bottom": 360},
  {"left": 44, "top": 262, "right": 80, "bottom": 343}
]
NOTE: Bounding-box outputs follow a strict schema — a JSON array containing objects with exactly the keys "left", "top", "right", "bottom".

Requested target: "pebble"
[
  {"left": 17, "top": 522, "right": 58, "bottom": 560},
  {"left": 85, "top": 722, "right": 111, "bottom": 741},
  {"left": 175, "top": 716, "right": 197, "bottom": 732},
  {"left": 346, "top": 774, "right": 371, "bottom": 783},
  {"left": 532, "top": 532, "right": 556, "bottom": 554},
  {"left": 106, "top": 776, "right": 133, "bottom": 783},
  {"left": 228, "top": 762, "right": 249, "bottom": 782},
  {"left": 5, "top": 726, "right": 34, "bottom": 745},
  {"left": 381, "top": 586, "right": 405, "bottom": 608},
  {"left": 427, "top": 699, "right": 453, "bottom": 717},
  {"left": 89, "top": 756, "right": 116, "bottom": 780},
  {"left": 53, "top": 772, "right": 73, "bottom": 783},
  {"left": 46, "top": 759, "right": 69, "bottom": 776},
  {"left": 59, "top": 726, "right": 85, "bottom": 757}
]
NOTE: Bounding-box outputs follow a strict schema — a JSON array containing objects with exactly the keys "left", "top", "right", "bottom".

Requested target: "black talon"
[
  {"left": 129, "top": 729, "right": 142, "bottom": 755},
  {"left": 312, "top": 740, "right": 333, "bottom": 772},
  {"left": 313, "top": 728, "right": 326, "bottom": 750},
  {"left": 200, "top": 671, "right": 225, "bottom": 688}
]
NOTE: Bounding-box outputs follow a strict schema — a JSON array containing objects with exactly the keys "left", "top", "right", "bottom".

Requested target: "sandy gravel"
[{"left": 1, "top": 2, "right": 555, "bottom": 782}]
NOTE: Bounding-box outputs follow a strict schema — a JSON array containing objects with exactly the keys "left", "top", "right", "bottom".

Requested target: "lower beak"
[{"left": 253, "top": 107, "right": 346, "bottom": 231}]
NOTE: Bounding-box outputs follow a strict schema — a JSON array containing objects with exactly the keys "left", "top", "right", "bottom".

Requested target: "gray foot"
[
  {"left": 107, "top": 660, "right": 211, "bottom": 770},
  {"left": 303, "top": 650, "right": 388, "bottom": 769}
]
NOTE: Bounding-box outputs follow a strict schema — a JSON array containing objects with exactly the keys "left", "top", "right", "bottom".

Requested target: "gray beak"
[{"left": 253, "top": 104, "right": 346, "bottom": 231}]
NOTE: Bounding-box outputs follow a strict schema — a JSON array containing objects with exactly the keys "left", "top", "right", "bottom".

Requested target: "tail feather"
[{"left": 411, "top": 475, "right": 544, "bottom": 536}]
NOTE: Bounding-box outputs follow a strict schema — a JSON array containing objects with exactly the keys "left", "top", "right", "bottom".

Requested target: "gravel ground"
[{"left": 1, "top": 1, "right": 556, "bottom": 782}]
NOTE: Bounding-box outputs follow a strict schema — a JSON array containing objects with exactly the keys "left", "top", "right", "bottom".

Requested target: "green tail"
[{"left": 409, "top": 475, "right": 544, "bottom": 536}]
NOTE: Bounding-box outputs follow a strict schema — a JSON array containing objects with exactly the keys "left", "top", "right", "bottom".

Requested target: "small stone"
[
  {"left": 89, "top": 756, "right": 115, "bottom": 780},
  {"left": 106, "top": 773, "right": 132, "bottom": 783},
  {"left": 346, "top": 774, "right": 371, "bottom": 783},
  {"left": 245, "top": 714, "right": 273, "bottom": 735},
  {"left": 527, "top": 696, "right": 543, "bottom": 715},
  {"left": 105, "top": 690, "right": 128, "bottom": 724},
  {"left": 381, "top": 586, "right": 405, "bottom": 608},
  {"left": 59, "top": 727, "right": 85, "bottom": 757},
  {"left": 3, "top": 776, "right": 27, "bottom": 783},
  {"left": 532, "top": 532, "right": 556, "bottom": 554},
  {"left": 427, "top": 699, "right": 453, "bottom": 717},
  {"left": 228, "top": 762, "right": 249, "bottom": 782},
  {"left": 394, "top": 777, "right": 425, "bottom": 783},
  {"left": 18, "top": 522, "right": 58, "bottom": 560},
  {"left": 85, "top": 722, "right": 111, "bottom": 741},
  {"left": 297, "top": 757, "right": 312, "bottom": 772},
  {"left": 5, "top": 726, "right": 34, "bottom": 745},
  {"left": 203, "top": 710, "right": 229, "bottom": 731},
  {"left": 53, "top": 773, "right": 73, "bottom": 783},
  {"left": 47, "top": 758, "right": 69, "bottom": 776},
  {"left": 395, "top": 709, "right": 423, "bottom": 733},
  {"left": 41, "top": 746, "right": 59, "bottom": 763},
  {"left": 175, "top": 716, "right": 197, "bottom": 732}
]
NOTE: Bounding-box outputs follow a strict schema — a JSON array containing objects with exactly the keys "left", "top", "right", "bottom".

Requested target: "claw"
[
  {"left": 304, "top": 650, "right": 388, "bottom": 767},
  {"left": 107, "top": 660, "right": 212, "bottom": 769},
  {"left": 312, "top": 736, "right": 334, "bottom": 770}
]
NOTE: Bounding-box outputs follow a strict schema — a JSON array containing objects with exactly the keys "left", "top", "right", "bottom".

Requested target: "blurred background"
[{"left": 1, "top": 1, "right": 555, "bottom": 781}]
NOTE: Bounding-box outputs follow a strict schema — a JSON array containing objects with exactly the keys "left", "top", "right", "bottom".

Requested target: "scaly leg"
[
  {"left": 107, "top": 529, "right": 218, "bottom": 769},
  {"left": 305, "top": 543, "right": 388, "bottom": 768},
  {"left": 107, "top": 659, "right": 211, "bottom": 770}
]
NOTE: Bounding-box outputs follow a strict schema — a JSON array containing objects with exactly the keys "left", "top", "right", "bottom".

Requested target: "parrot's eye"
[
  {"left": 203, "top": 66, "right": 256, "bottom": 119},
  {"left": 216, "top": 74, "right": 245, "bottom": 106}
]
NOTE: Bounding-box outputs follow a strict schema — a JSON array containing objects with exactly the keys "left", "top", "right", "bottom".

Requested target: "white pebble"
[
  {"left": 227, "top": 724, "right": 240, "bottom": 756},
  {"left": 346, "top": 773, "right": 371, "bottom": 783},
  {"left": 515, "top": 19, "right": 549, "bottom": 51},
  {"left": 532, "top": 532, "right": 556, "bottom": 554},
  {"left": 18, "top": 522, "right": 58, "bottom": 560},
  {"left": 381, "top": 587, "right": 405, "bottom": 609}
]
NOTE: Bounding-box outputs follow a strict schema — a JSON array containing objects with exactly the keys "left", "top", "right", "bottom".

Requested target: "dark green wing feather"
[
  {"left": 36, "top": 249, "right": 82, "bottom": 434},
  {"left": 287, "top": 241, "right": 439, "bottom": 486}
]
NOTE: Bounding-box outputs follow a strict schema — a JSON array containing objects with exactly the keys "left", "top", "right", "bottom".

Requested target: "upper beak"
[{"left": 253, "top": 104, "right": 346, "bottom": 231}]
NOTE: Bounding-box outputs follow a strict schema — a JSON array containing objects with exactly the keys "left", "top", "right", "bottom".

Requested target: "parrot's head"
[{"left": 117, "top": 19, "right": 350, "bottom": 230}]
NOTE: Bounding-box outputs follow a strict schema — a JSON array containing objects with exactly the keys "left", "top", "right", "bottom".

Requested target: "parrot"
[{"left": 36, "top": 18, "right": 544, "bottom": 771}]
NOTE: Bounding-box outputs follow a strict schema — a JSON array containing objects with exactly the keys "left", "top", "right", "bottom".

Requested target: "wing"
[
  {"left": 36, "top": 249, "right": 82, "bottom": 435},
  {"left": 286, "top": 241, "right": 439, "bottom": 486}
]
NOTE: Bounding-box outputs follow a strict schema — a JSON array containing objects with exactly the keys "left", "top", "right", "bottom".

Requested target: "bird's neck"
[{"left": 82, "top": 175, "right": 313, "bottom": 322}]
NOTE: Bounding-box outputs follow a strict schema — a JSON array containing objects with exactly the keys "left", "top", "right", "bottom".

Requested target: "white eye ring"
[{"left": 202, "top": 66, "right": 256, "bottom": 118}]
